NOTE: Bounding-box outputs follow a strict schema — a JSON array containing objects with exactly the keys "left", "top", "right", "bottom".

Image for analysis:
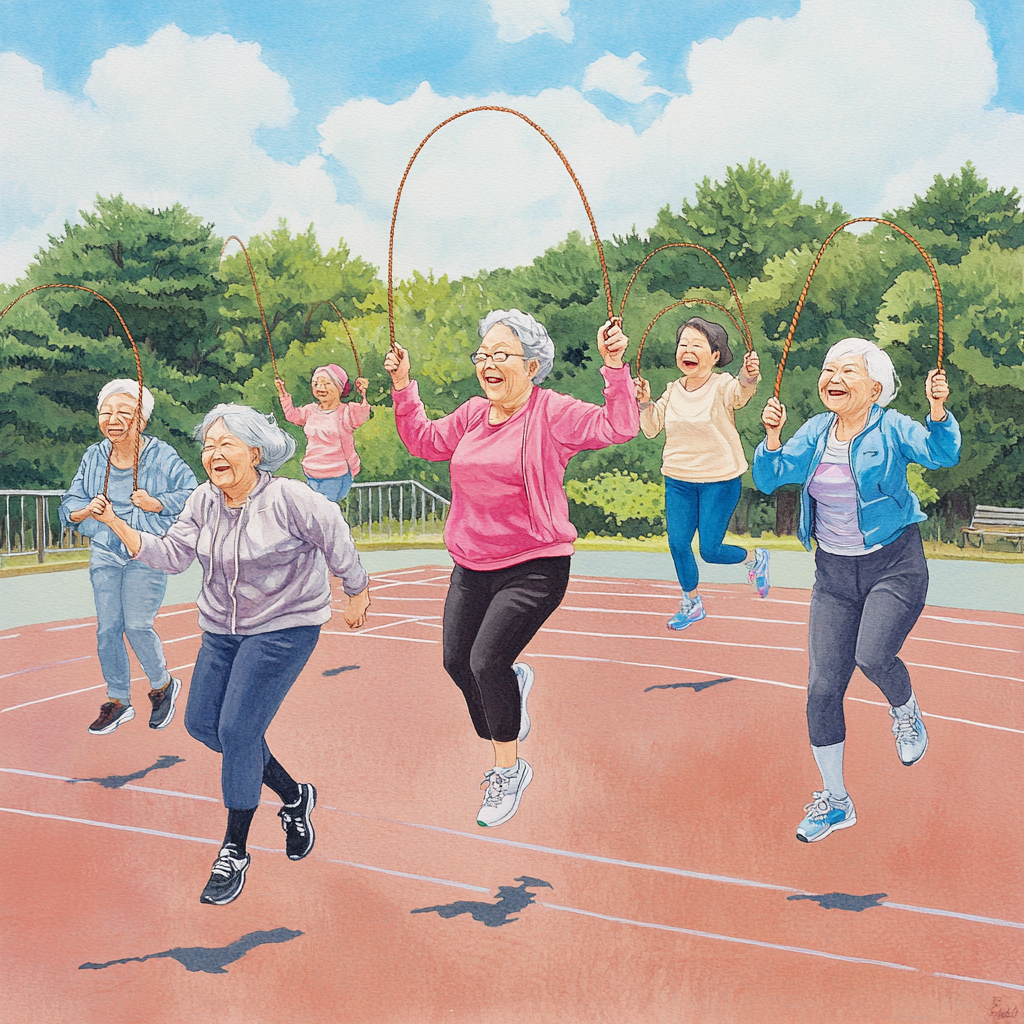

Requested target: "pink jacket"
[
  {"left": 393, "top": 365, "right": 639, "bottom": 570},
  {"left": 280, "top": 392, "right": 370, "bottom": 479}
]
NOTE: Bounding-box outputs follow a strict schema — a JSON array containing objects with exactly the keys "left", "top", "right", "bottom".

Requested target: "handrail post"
[{"left": 36, "top": 496, "right": 45, "bottom": 563}]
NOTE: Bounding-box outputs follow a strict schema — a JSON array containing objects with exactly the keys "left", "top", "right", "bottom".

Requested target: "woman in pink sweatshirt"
[
  {"left": 276, "top": 364, "right": 370, "bottom": 501},
  {"left": 385, "top": 309, "right": 638, "bottom": 829}
]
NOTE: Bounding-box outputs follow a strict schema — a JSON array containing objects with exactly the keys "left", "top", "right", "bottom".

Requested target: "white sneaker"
[
  {"left": 890, "top": 694, "right": 928, "bottom": 765},
  {"left": 477, "top": 759, "right": 533, "bottom": 828},
  {"left": 514, "top": 662, "right": 534, "bottom": 742}
]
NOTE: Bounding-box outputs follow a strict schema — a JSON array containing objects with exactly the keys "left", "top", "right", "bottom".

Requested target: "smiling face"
[
  {"left": 311, "top": 374, "right": 342, "bottom": 405},
  {"left": 474, "top": 323, "right": 539, "bottom": 406},
  {"left": 676, "top": 326, "right": 719, "bottom": 378},
  {"left": 98, "top": 393, "right": 145, "bottom": 444},
  {"left": 818, "top": 355, "right": 883, "bottom": 417},
  {"left": 201, "top": 418, "right": 260, "bottom": 494}
]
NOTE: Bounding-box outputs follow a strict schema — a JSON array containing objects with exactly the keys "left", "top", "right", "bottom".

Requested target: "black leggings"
[
  {"left": 442, "top": 556, "right": 571, "bottom": 742},
  {"left": 807, "top": 525, "right": 928, "bottom": 746}
]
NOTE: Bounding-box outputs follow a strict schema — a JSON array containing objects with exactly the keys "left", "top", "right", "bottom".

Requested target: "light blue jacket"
[
  {"left": 59, "top": 436, "right": 198, "bottom": 567},
  {"left": 752, "top": 405, "right": 961, "bottom": 551}
]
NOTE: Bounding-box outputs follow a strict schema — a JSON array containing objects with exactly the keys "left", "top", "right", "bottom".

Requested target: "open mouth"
[
  {"left": 484, "top": 374, "right": 504, "bottom": 385},
  {"left": 825, "top": 387, "right": 847, "bottom": 398},
  {"left": 680, "top": 356, "right": 699, "bottom": 369}
]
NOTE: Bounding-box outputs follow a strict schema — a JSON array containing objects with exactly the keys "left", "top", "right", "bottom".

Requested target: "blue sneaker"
[
  {"left": 513, "top": 662, "right": 534, "bottom": 742},
  {"left": 748, "top": 547, "right": 770, "bottom": 598},
  {"left": 796, "top": 789, "right": 856, "bottom": 843},
  {"left": 890, "top": 694, "right": 928, "bottom": 766},
  {"left": 667, "top": 594, "right": 706, "bottom": 631}
]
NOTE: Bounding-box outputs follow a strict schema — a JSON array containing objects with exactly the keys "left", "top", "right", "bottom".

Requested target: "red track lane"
[{"left": 2, "top": 566, "right": 1021, "bottom": 1023}]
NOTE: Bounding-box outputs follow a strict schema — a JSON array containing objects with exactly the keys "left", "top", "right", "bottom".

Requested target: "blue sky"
[{"left": 2, "top": 0, "right": 1022, "bottom": 282}]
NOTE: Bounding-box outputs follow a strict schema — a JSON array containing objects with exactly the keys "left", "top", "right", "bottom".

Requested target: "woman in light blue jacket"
[
  {"left": 60, "top": 380, "right": 197, "bottom": 736},
  {"left": 753, "top": 339, "right": 959, "bottom": 844}
]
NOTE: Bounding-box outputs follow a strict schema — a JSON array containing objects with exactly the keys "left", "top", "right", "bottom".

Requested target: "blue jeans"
[
  {"left": 90, "top": 560, "right": 169, "bottom": 702},
  {"left": 306, "top": 472, "right": 353, "bottom": 502},
  {"left": 184, "top": 626, "right": 321, "bottom": 809},
  {"left": 665, "top": 476, "right": 747, "bottom": 593}
]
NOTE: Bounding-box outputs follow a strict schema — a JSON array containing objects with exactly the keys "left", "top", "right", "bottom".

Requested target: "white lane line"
[
  {"left": 560, "top": 606, "right": 805, "bottom": 626},
  {"left": 328, "top": 858, "right": 490, "bottom": 893},
  {"left": 0, "top": 633, "right": 21, "bottom": 641},
  {"left": 521, "top": 653, "right": 1024, "bottom": 733},
  {"left": 905, "top": 662, "right": 1023, "bottom": 683},
  {"left": 881, "top": 902, "right": 1024, "bottom": 931},
  {"left": 361, "top": 596, "right": 443, "bottom": 603},
  {"left": 0, "top": 655, "right": 92, "bottom": 681},
  {"left": 762, "top": 599, "right": 812, "bottom": 607},
  {"left": 908, "top": 636, "right": 1020, "bottom": 654},
  {"left": 0, "top": 663, "right": 195, "bottom": 714},
  {"left": 933, "top": 973, "right": 1024, "bottom": 992},
  {"left": 0, "top": 806, "right": 221, "bottom": 845},
  {"left": 45, "top": 623, "right": 94, "bottom": 632},
  {"left": 323, "top": 631, "right": 439, "bottom": 645},
  {"left": 0, "top": 767, "right": 220, "bottom": 802},
  {"left": 368, "top": 575, "right": 451, "bottom": 593},
  {"left": 923, "top": 615, "right": 1024, "bottom": 630},
  {"left": 539, "top": 627, "right": 803, "bottom": 652},
  {"left": 156, "top": 608, "right": 197, "bottom": 619},
  {"left": 160, "top": 633, "right": 202, "bottom": 645},
  {"left": 370, "top": 567, "right": 437, "bottom": 579},
  {"left": 540, "top": 903, "right": 917, "bottom": 972}
]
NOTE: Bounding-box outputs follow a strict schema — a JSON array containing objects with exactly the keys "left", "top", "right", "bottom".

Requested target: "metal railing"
[
  {"left": 1, "top": 490, "right": 89, "bottom": 564},
  {"left": 344, "top": 480, "right": 450, "bottom": 542}
]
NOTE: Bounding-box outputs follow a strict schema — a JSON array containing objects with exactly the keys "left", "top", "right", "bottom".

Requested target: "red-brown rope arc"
[
  {"left": 304, "top": 300, "right": 362, "bottom": 378},
  {"left": 774, "top": 217, "right": 945, "bottom": 399},
  {"left": 387, "top": 106, "right": 615, "bottom": 357},
  {"left": 220, "top": 235, "right": 278, "bottom": 378},
  {"left": 636, "top": 298, "right": 746, "bottom": 376}
]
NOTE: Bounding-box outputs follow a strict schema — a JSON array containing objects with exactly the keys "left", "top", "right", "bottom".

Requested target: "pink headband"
[{"left": 312, "top": 364, "right": 351, "bottom": 398}]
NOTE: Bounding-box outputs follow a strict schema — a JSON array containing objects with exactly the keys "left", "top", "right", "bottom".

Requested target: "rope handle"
[
  {"left": 220, "top": 236, "right": 278, "bottom": 378},
  {"left": 304, "top": 300, "right": 362, "bottom": 378},
  {"left": 620, "top": 243, "right": 752, "bottom": 353},
  {"left": 1, "top": 283, "right": 144, "bottom": 494},
  {"left": 635, "top": 298, "right": 747, "bottom": 377},
  {"left": 774, "top": 218, "right": 944, "bottom": 399},
  {"left": 387, "top": 106, "right": 614, "bottom": 356}
]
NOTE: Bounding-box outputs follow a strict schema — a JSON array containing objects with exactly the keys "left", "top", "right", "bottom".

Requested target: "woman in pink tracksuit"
[
  {"left": 276, "top": 363, "right": 370, "bottom": 501},
  {"left": 385, "top": 310, "right": 638, "bottom": 829}
]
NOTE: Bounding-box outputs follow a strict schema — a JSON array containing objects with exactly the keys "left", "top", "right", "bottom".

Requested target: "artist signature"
[{"left": 990, "top": 997, "right": 1020, "bottom": 1019}]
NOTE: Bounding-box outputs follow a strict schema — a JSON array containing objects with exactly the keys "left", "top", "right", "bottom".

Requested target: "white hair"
[
  {"left": 479, "top": 308, "right": 555, "bottom": 384},
  {"left": 97, "top": 379, "right": 154, "bottom": 421},
  {"left": 822, "top": 338, "right": 901, "bottom": 407},
  {"left": 194, "top": 404, "right": 296, "bottom": 473}
]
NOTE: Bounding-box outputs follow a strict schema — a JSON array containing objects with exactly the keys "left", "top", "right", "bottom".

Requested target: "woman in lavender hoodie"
[
  {"left": 384, "top": 310, "right": 638, "bottom": 829},
  {"left": 95, "top": 404, "right": 370, "bottom": 905}
]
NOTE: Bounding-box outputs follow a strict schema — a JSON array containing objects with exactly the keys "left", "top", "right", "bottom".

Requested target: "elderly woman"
[
  {"left": 59, "top": 380, "right": 197, "bottom": 735},
  {"left": 94, "top": 404, "right": 370, "bottom": 905},
  {"left": 635, "top": 317, "right": 769, "bottom": 630},
  {"left": 753, "top": 339, "right": 959, "bottom": 843},
  {"left": 276, "top": 364, "right": 371, "bottom": 501},
  {"left": 384, "top": 310, "right": 638, "bottom": 828}
]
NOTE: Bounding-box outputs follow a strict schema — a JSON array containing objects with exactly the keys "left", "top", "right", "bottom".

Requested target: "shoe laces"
[
  {"left": 803, "top": 790, "right": 834, "bottom": 820},
  {"left": 279, "top": 805, "right": 307, "bottom": 836},
  {"left": 893, "top": 708, "right": 919, "bottom": 735},
  {"left": 210, "top": 846, "right": 242, "bottom": 877},
  {"left": 481, "top": 769, "right": 510, "bottom": 807}
]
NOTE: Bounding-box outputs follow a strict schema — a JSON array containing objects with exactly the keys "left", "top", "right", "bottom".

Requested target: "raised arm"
[
  {"left": 93, "top": 492, "right": 203, "bottom": 573},
  {"left": 894, "top": 371, "right": 961, "bottom": 468},
  {"left": 276, "top": 379, "right": 309, "bottom": 426},
  {"left": 752, "top": 401, "right": 821, "bottom": 494}
]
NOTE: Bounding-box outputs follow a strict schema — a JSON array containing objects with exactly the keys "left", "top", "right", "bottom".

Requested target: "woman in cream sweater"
[{"left": 635, "top": 317, "right": 768, "bottom": 629}]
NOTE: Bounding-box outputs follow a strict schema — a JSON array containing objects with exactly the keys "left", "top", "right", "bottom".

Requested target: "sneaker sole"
[
  {"left": 515, "top": 663, "right": 534, "bottom": 743},
  {"left": 898, "top": 730, "right": 928, "bottom": 766},
  {"left": 200, "top": 857, "right": 250, "bottom": 905},
  {"left": 477, "top": 762, "right": 534, "bottom": 828},
  {"left": 287, "top": 784, "right": 317, "bottom": 860},
  {"left": 667, "top": 610, "right": 706, "bottom": 631},
  {"left": 88, "top": 705, "right": 136, "bottom": 735},
  {"left": 796, "top": 812, "right": 857, "bottom": 843},
  {"left": 149, "top": 677, "right": 181, "bottom": 730}
]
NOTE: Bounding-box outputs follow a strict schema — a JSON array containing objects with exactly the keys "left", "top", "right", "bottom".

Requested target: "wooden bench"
[{"left": 961, "top": 505, "right": 1024, "bottom": 551}]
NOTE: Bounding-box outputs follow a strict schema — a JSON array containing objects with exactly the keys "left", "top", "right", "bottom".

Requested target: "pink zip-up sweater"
[
  {"left": 393, "top": 365, "right": 639, "bottom": 571},
  {"left": 280, "top": 392, "right": 370, "bottom": 479}
]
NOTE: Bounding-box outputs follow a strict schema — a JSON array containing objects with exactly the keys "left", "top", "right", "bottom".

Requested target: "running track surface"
[{"left": 1, "top": 566, "right": 1021, "bottom": 1023}]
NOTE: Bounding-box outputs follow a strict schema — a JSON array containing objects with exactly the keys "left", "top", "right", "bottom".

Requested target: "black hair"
[{"left": 677, "top": 316, "right": 733, "bottom": 368}]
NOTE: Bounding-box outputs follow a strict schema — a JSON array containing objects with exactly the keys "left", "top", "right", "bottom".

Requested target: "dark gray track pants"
[{"left": 807, "top": 525, "right": 928, "bottom": 746}]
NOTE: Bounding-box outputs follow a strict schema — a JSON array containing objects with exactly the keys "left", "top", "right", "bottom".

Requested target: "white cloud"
[
  {"left": 487, "top": 0, "right": 574, "bottom": 44},
  {"left": 582, "top": 52, "right": 670, "bottom": 103}
]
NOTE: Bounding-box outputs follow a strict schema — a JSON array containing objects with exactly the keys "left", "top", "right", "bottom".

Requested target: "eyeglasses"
[{"left": 469, "top": 350, "right": 527, "bottom": 365}]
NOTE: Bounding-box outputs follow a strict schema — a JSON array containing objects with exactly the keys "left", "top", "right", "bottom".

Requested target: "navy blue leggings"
[
  {"left": 665, "top": 476, "right": 747, "bottom": 593},
  {"left": 185, "top": 625, "right": 320, "bottom": 808}
]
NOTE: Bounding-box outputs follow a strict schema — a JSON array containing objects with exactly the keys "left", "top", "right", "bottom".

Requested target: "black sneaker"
[
  {"left": 148, "top": 676, "right": 181, "bottom": 730},
  {"left": 88, "top": 701, "right": 135, "bottom": 735},
  {"left": 278, "top": 783, "right": 317, "bottom": 860},
  {"left": 199, "top": 845, "right": 250, "bottom": 905}
]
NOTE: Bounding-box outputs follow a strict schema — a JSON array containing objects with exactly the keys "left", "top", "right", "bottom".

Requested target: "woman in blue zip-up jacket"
[{"left": 752, "top": 338, "right": 959, "bottom": 844}]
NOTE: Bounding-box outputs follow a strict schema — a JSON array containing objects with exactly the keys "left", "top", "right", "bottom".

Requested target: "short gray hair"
[
  {"left": 194, "top": 404, "right": 296, "bottom": 473},
  {"left": 822, "top": 338, "right": 901, "bottom": 407},
  {"left": 97, "top": 379, "right": 155, "bottom": 421},
  {"left": 479, "top": 308, "right": 555, "bottom": 384}
]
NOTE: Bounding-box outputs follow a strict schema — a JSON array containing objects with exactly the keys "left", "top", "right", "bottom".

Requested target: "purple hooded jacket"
[{"left": 135, "top": 472, "right": 368, "bottom": 635}]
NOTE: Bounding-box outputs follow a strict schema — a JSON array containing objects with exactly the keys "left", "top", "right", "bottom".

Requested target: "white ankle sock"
[
  {"left": 811, "top": 742, "right": 848, "bottom": 801},
  {"left": 891, "top": 691, "right": 918, "bottom": 716},
  {"left": 497, "top": 761, "right": 520, "bottom": 776}
]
